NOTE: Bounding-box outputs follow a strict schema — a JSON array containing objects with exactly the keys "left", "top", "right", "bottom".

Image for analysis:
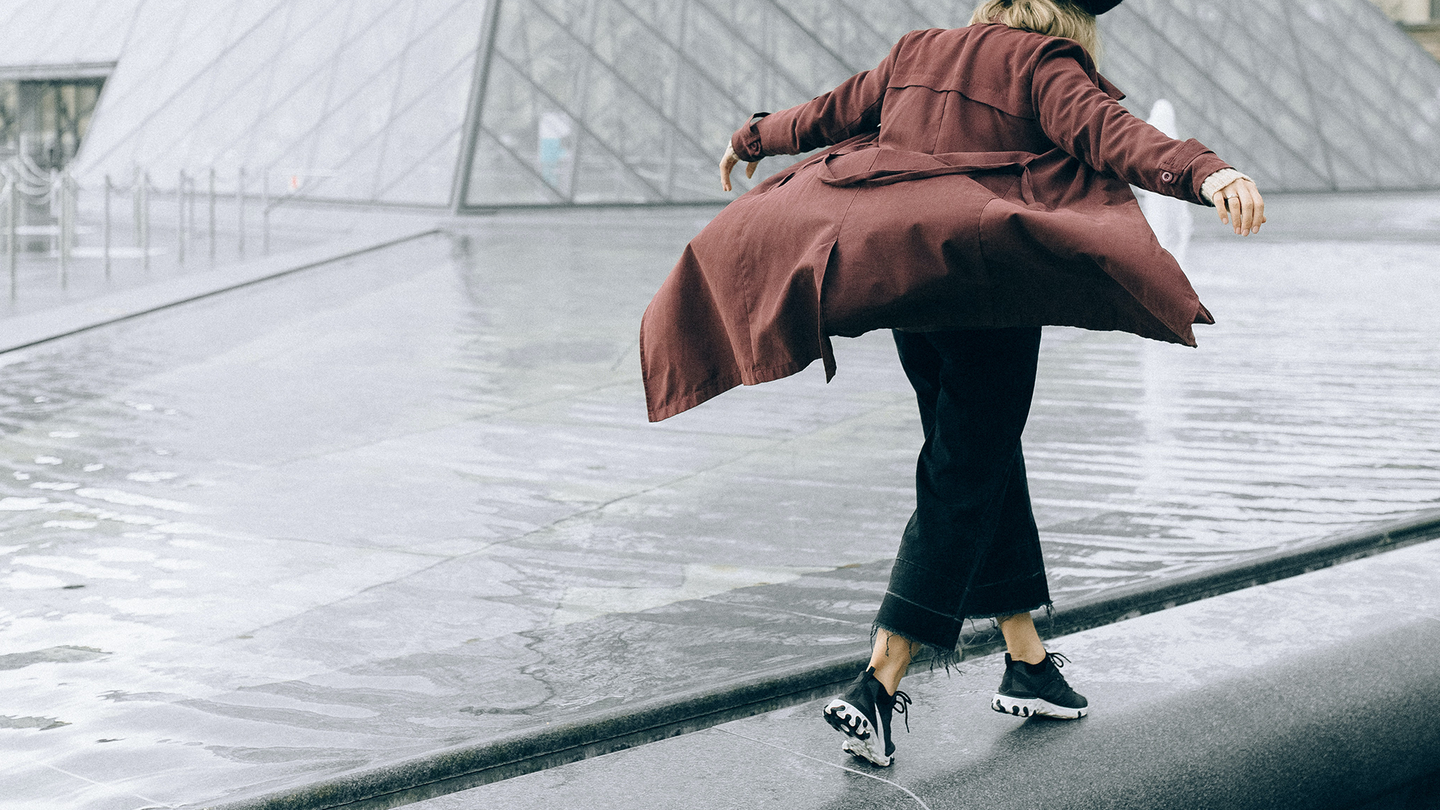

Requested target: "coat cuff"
[
  {"left": 1199, "top": 168, "right": 1252, "bottom": 207},
  {"left": 730, "top": 112, "right": 771, "bottom": 162},
  {"left": 1182, "top": 152, "right": 1234, "bottom": 206}
]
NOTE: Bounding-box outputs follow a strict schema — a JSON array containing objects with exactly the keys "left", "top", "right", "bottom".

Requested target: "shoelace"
[
  {"left": 1045, "top": 651, "right": 1071, "bottom": 669},
  {"left": 891, "top": 689, "right": 913, "bottom": 733}
]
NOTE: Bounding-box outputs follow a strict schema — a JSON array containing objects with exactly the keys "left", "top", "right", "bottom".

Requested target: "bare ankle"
[
  {"left": 1010, "top": 649, "right": 1047, "bottom": 666},
  {"left": 997, "top": 613, "right": 1047, "bottom": 666},
  {"left": 872, "top": 666, "right": 903, "bottom": 695},
  {"left": 868, "top": 629, "right": 915, "bottom": 694}
]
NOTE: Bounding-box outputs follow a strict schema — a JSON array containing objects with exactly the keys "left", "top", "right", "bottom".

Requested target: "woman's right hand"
[
  {"left": 720, "top": 144, "right": 759, "bottom": 192},
  {"left": 1216, "top": 177, "right": 1266, "bottom": 236}
]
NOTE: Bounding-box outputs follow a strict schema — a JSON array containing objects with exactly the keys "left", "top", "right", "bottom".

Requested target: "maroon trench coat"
[{"left": 640, "top": 24, "right": 1232, "bottom": 422}]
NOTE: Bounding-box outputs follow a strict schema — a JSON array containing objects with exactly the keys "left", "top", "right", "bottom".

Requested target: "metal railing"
[{"left": 2, "top": 156, "right": 281, "bottom": 303}]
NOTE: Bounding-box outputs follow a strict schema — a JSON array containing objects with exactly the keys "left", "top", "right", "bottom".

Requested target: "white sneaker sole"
[
  {"left": 842, "top": 736, "right": 893, "bottom": 767},
  {"left": 991, "top": 693, "right": 1088, "bottom": 720},
  {"left": 823, "top": 698, "right": 892, "bottom": 767},
  {"left": 823, "top": 698, "right": 874, "bottom": 738}
]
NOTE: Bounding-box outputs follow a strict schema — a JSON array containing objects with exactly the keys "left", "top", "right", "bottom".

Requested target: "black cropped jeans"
[{"left": 875, "top": 327, "right": 1051, "bottom": 653}]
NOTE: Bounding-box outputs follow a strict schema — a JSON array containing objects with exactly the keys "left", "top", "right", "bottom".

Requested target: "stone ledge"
[{"left": 0, "top": 224, "right": 441, "bottom": 355}]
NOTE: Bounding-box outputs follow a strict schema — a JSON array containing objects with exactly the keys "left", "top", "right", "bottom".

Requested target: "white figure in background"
[
  {"left": 1135, "top": 99, "right": 1194, "bottom": 267},
  {"left": 538, "top": 111, "right": 574, "bottom": 190}
]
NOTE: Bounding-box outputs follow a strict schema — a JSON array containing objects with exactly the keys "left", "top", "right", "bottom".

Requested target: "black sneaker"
[
  {"left": 991, "top": 652, "right": 1089, "bottom": 720},
  {"left": 822, "top": 666, "right": 912, "bottom": 766}
]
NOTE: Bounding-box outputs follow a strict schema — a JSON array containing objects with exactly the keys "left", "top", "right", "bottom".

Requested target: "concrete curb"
[
  {"left": 424, "top": 540, "right": 1440, "bottom": 810},
  {"left": 0, "top": 225, "right": 442, "bottom": 355},
  {"left": 203, "top": 509, "right": 1440, "bottom": 810}
]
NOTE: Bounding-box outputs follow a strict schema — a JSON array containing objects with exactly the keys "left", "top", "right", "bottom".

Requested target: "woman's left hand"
[
  {"left": 1215, "top": 177, "right": 1266, "bottom": 236},
  {"left": 720, "top": 144, "right": 759, "bottom": 192}
]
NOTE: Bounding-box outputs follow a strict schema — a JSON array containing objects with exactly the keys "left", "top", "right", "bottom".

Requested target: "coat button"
[{"left": 1161, "top": 171, "right": 1174, "bottom": 182}]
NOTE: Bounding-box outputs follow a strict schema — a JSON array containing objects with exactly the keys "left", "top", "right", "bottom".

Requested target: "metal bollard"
[
  {"left": 68, "top": 175, "right": 76, "bottom": 257},
  {"left": 261, "top": 171, "right": 269, "bottom": 256},
  {"left": 67, "top": 175, "right": 76, "bottom": 282},
  {"left": 236, "top": 167, "right": 245, "bottom": 260},
  {"left": 177, "top": 168, "right": 186, "bottom": 266},
  {"left": 141, "top": 171, "right": 151, "bottom": 272},
  {"left": 55, "top": 173, "right": 67, "bottom": 289},
  {"left": 133, "top": 167, "right": 142, "bottom": 245},
  {"left": 187, "top": 172, "right": 196, "bottom": 244},
  {"left": 208, "top": 167, "right": 216, "bottom": 264},
  {"left": 49, "top": 170, "right": 59, "bottom": 259},
  {"left": 103, "top": 174, "right": 112, "bottom": 279},
  {"left": 6, "top": 178, "right": 15, "bottom": 299}
]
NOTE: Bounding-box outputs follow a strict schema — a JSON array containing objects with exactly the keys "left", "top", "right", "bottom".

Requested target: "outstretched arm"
[
  {"left": 719, "top": 34, "right": 908, "bottom": 191},
  {"left": 1032, "top": 38, "right": 1264, "bottom": 234}
]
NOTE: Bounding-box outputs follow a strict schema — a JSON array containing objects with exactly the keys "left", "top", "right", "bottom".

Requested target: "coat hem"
[{"left": 644, "top": 355, "right": 822, "bottom": 422}]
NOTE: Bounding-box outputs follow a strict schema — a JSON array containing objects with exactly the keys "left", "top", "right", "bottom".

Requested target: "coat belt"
[{"left": 817, "top": 148, "right": 1041, "bottom": 188}]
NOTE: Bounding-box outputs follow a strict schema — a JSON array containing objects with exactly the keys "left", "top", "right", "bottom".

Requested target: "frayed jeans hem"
[{"left": 870, "top": 599, "right": 1054, "bottom": 671}]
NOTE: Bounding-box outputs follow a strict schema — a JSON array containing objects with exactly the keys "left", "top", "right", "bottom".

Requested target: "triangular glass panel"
[
  {"left": 372, "top": 57, "right": 476, "bottom": 203},
  {"left": 569, "top": 130, "right": 664, "bottom": 203},
  {"left": 465, "top": 127, "right": 564, "bottom": 206}
]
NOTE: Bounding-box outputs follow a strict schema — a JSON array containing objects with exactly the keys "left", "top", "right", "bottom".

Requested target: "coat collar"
[{"left": 1097, "top": 72, "right": 1125, "bottom": 100}]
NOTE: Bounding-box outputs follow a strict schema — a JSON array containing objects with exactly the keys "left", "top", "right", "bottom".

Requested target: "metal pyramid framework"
[
  {"left": 1099, "top": 0, "right": 1440, "bottom": 193},
  {"left": 456, "top": 0, "right": 1440, "bottom": 207},
  {"left": 62, "top": 0, "right": 1440, "bottom": 208},
  {"left": 73, "top": 0, "right": 491, "bottom": 206}
]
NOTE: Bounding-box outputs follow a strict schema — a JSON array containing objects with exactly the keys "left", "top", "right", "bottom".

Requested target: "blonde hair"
[{"left": 969, "top": 0, "right": 1102, "bottom": 61}]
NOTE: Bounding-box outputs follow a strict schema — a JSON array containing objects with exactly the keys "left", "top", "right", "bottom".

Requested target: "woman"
[{"left": 641, "top": 0, "right": 1264, "bottom": 768}]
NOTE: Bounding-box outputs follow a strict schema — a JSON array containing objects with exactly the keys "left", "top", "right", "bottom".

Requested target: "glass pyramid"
[
  {"left": 459, "top": 0, "right": 1440, "bottom": 206},
  {"left": 53, "top": 0, "right": 1440, "bottom": 208}
]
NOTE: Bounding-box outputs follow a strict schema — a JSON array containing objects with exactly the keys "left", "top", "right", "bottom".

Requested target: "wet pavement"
[
  {"left": 0, "top": 197, "right": 354, "bottom": 321},
  {"left": 0, "top": 194, "right": 1438, "bottom": 808}
]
